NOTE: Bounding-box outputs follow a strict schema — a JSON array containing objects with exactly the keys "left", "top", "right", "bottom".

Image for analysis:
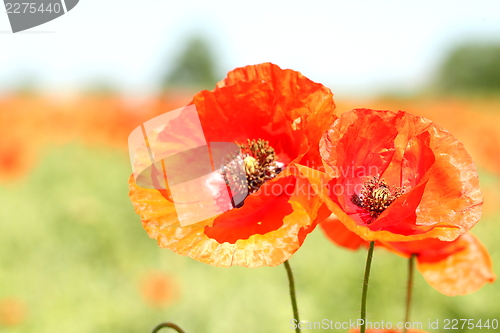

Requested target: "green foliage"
[
  {"left": 162, "top": 35, "right": 220, "bottom": 91},
  {"left": 436, "top": 43, "right": 500, "bottom": 96}
]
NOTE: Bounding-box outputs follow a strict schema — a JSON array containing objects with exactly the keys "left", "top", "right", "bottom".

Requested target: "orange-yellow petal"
[
  {"left": 416, "top": 233, "right": 496, "bottom": 296},
  {"left": 129, "top": 173, "right": 327, "bottom": 267}
]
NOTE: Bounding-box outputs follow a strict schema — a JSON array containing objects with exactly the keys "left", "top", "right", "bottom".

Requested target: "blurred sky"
[{"left": 1, "top": 0, "right": 500, "bottom": 97}]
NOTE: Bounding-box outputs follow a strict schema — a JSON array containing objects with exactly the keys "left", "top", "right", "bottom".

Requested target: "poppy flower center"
[
  {"left": 222, "top": 139, "right": 284, "bottom": 201},
  {"left": 352, "top": 176, "right": 404, "bottom": 220}
]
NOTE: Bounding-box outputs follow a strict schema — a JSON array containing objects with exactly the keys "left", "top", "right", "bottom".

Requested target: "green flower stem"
[
  {"left": 151, "top": 322, "right": 186, "bottom": 333},
  {"left": 360, "top": 242, "right": 375, "bottom": 333},
  {"left": 403, "top": 254, "right": 416, "bottom": 333},
  {"left": 284, "top": 260, "right": 301, "bottom": 333}
]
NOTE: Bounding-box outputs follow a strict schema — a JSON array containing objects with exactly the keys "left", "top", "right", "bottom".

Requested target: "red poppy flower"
[
  {"left": 128, "top": 63, "right": 336, "bottom": 267},
  {"left": 321, "top": 216, "right": 495, "bottom": 295},
  {"left": 313, "top": 108, "right": 482, "bottom": 242}
]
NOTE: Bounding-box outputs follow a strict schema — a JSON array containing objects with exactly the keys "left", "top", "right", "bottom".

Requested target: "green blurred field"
[{"left": 0, "top": 139, "right": 498, "bottom": 333}]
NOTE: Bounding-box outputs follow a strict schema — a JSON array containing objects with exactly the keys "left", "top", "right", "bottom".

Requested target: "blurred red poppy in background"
[
  {"left": 0, "top": 298, "right": 26, "bottom": 327},
  {"left": 129, "top": 63, "right": 336, "bottom": 267},
  {"left": 314, "top": 109, "right": 482, "bottom": 242},
  {"left": 140, "top": 271, "right": 179, "bottom": 308},
  {"left": 0, "top": 134, "right": 35, "bottom": 182}
]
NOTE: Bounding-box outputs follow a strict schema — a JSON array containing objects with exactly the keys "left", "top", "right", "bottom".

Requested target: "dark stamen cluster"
[
  {"left": 352, "top": 176, "right": 404, "bottom": 220},
  {"left": 222, "top": 139, "right": 283, "bottom": 198},
  {"left": 238, "top": 139, "right": 284, "bottom": 194}
]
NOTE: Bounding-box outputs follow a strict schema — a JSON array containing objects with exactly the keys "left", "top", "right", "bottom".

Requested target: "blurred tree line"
[
  {"left": 162, "top": 35, "right": 220, "bottom": 92},
  {"left": 435, "top": 42, "right": 500, "bottom": 96},
  {"left": 163, "top": 36, "right": 500, "bottom": 97}
]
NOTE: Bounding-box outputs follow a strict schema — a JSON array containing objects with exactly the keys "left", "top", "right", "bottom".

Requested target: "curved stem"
[
  {"left": 284, "top": 260, "right": 301, "bottom": 333},
  {"left": 360, "top": 242, "right": 375, "bottom": 333},
  {"left": 151, "top": 322, "right": 186, "bottom": 333},
  {"left": 403, "top": 254, "right": 416, "bottom": 333}
]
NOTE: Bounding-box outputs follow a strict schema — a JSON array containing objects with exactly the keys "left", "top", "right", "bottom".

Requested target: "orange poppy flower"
[
  {"left": 321, "top": 216, "right": 495, "bottom": 295},
  {"left": 128, "top": 63, "right": 336, "bottom": 267},
  {"left": 314, "top": 108, "right": 482, "bottom": 242}
]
